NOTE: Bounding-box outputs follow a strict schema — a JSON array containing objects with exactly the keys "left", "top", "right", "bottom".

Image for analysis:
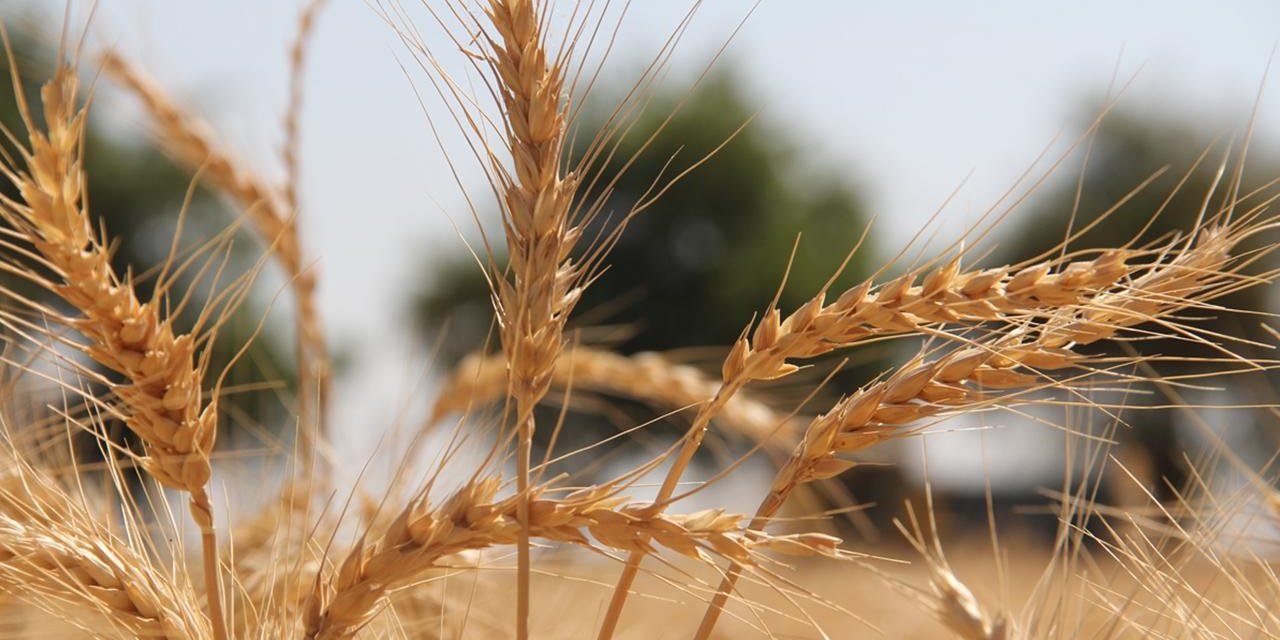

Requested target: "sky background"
[{"left": 12, "top": 0, "right": 1280, "bottom": 497}]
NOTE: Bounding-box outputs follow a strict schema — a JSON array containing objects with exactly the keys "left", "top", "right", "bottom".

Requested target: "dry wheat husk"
[{"left": 0, "top": 451, "right": 211, "bottom": 638}]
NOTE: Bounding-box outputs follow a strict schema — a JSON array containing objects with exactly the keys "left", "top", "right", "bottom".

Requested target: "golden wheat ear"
[
  {"left": 0, "top": 445, "right": 212, "bottom": 639},
  {"left": 894, "top": 503, "right": 1014, "bottom": 640},
  {"left": 429, "top": 347, "right": 798, "bottom": 454},
  {"left": 0, "top": 54, "right": 232, "bottom": 638},
  {"left": 99, "top": 50, "right": 329, "bottom": 472},
  {"left": 683, "top": 194, "right": 1279, "bottom": 637},
  {"left": 298, "top": 470, "right": 848, "bottom": 640}
]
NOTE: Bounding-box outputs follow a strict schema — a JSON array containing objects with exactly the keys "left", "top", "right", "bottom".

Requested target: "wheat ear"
[
  {"left": 282, "top": 0, "right": 329, "bottom": 217},
  {"left": 99, "top": 51, "right": 329, "bottom": 469},
  {"left": 595, "top": 242, "right": 1133, "bottom": 635},
  {"left": 0, "top": 451, "right": 211, "bottom": 639},
  {"left": 691, "top": 219, "right": 1263, "bottom": 638},
  {"left": 477, "top": 1, "right": 582, "bottom": 635},
  {"left": 0, "top": 66, "right": 229, "bottom": 640},
  {"left": 300, "top": 475, "right": 841, "bottom": 639},
  {"left": 595, "top": 204, "right": 1273, "bottom": 634}
]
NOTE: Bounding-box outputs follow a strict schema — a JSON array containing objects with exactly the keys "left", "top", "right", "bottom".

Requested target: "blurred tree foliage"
[
  {"left": 415, "top": 69, "right": 878, "bottom": 363},
  {"left": 0, "top": 23, "right": 293, "bottom": 458},
  {"left": 990, "top": 105, "right": 1280, "bottom": 499}
]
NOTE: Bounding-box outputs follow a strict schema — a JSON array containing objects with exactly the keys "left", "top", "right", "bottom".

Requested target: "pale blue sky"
[{"left": 14, "top": 0, "right": 1280, "bottom": 491}]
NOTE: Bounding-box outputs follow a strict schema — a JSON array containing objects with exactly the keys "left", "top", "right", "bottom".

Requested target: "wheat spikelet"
[
  {"left": 928, "top": 568, "right": 1011, "bottom": 640},
  {"left": 0, "top": 65, "right": 229, "bottom": 639},
  {"left": 99, "top": 51, "right": 329, "bottom": 464},
  {"left": 432, "top": 348, "right": 797, "bottom": 453},
  {"left": 0, "top": 452, "right": 210, "bottom": 639},
  {"left": 300, "top": 475, "right": 841, "bottom": 639}
]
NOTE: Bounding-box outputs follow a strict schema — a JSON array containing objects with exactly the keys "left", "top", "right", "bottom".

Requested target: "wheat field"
[{"left": 0, "top": 1, "right": 1278, "bottom": 639}]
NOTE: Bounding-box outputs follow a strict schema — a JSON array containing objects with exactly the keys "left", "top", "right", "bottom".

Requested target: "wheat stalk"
[
  {"left": 0, "top": 65, "right": 230, "bottom": 640},
  {"left": 99, "top": 51, "right": 330, "bottom": 469},
  {"left": 473, "top": 1, "right": 584, "bottom": 635}
]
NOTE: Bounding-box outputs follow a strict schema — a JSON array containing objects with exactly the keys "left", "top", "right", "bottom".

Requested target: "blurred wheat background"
[{"left": 0, "top": 1, "right": 1278, "bottom": 638}]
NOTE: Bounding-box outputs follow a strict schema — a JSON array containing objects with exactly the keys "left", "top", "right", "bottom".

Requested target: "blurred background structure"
[{"left": 4, "top": 0, "right": 1279, "bottom": 535}]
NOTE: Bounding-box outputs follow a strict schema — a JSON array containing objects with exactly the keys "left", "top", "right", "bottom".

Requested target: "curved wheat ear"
[
  {"left": 599, "top": 208, "right": 1270, "bottom": 633},
  {"left": 99, "top": 51, "right": 329, "bottom": 467},
  {"left": 595, "top": 247, "right": 1137, "bottom": 633},
  {"left": 432, "top": 348, "right": 797, "bottom": 453},
  {"left": 0, "top": 453, "right": 211, "bottom": 639},
  {"left": 691, "top": 220, "right": 1266, "bottom": 638},
  {"left": 0, "top": 66, "right": 228, "bottom": 640},
  {"left": 300, "top": 476, "right": 841, "bottom": 640}
]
